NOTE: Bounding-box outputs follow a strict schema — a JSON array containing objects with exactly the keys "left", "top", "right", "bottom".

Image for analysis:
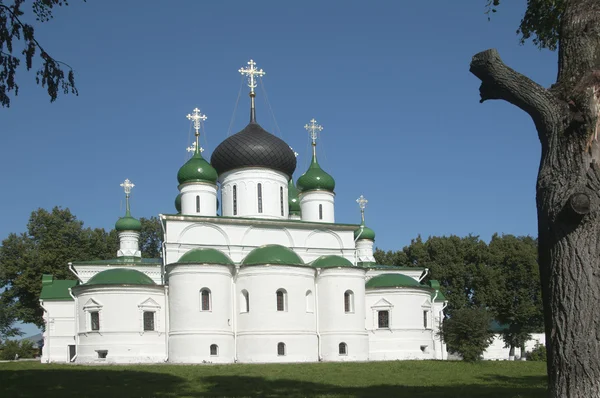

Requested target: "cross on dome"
[
  {"left": 186, "top": 108, "right": 207, "bottom": 137},
  {"left": 305, "top": 118, "right": 323, "bottom": 145},
  {"left": 239, "top": 59, "right": 265, "bottom": 94},
  {"left": 357, "top": 195, "right": 368, "bottom": 223},
  {"left": 120, "top": 179, "right": 135, "bottom": 213}
]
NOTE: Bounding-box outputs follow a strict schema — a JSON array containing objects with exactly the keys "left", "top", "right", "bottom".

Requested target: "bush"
[
  {"left": 439, "top": 307, "right": 495, "bottom": 362},
  {"left": 526, "top": 343, "right": 547, "bottom": 361},
  {"left": 0, "top": 340, "right": 36, "bottom": 360}
]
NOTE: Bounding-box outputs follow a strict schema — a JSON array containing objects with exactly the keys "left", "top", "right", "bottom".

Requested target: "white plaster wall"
[
  {"left": 165, "top": 219, "right": 357, "bottom": 265},
  {"left": 220, "top": 168, "right": 288, "bottom": 219},
  {"left": 365, "top": 288, "right": 441, "bottom": 360},
  {"left": 482, "top": 333, "right": 545, "bottom": 361},
  {"left": 73, "top": 265, "right": 162, "bottom": 284},
  {"left": 40, "top": 300, "right": 76, "bottom": 363},
  {"left": 166, "top": 264, "right": 234, "bottom": 363},
  {"left": 117, "top": 231, "right": 141, "bottom": 258},
  {"left": 74, "top": 286, "right": 166, "bottom": 364},
  {"left": 356, "top": 239, "right": 375, "bottom": 263},
  {"left": 300, "top": 191, "right": 335, "bottom": 223},
  {"left": 180, "top": 183, "right": 218, "bottom": 217},
  {"left": 317, "top": 268, "right": 369, "bottom": 361},
  {"left": 236, "top": 265, "right": 318, "bottom": 363}
]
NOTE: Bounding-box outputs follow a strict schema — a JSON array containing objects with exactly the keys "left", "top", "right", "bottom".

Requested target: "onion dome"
[
  {"left": 177, "top": 149, "right": 218, "bottom": 185},
  {"left": 366, "top": 273, "right": 421, "bottom": 289},
  {"left": 115, "top": 209, "right": 142, "bottom": 232},
  {"left": 297, "top": 153, "right": 335, "bottom": 192},
  {"left": 354, "top": 222, "right": 376, "bottom": 241},
  {"left": 175, "top": 193, "right": 181, "bottom": 213},
  {"left": 211, "top": 122, "right": 297, "bottom": 178},
  {"left": 175, "top": 248, "right": 234, "bottom": 265},
  {"left": 242, "top": 244, "right": 304, "bottom": 266},
  {"left": 86, "top": 269, "right": 155, "bottom": 286},
  {"left": 311, "top": 255, "right": 354, "bottom": 268},
  {"left": 288, "top": 179, "right": 301, "bottom": 216}
]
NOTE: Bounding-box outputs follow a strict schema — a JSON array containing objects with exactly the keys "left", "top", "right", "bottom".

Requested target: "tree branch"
[{"left": 470, "top": 49, "right": 562, "bottom": 140}]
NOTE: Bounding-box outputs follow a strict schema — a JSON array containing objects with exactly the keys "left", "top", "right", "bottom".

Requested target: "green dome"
[
  {"left": 86, "top": 268, "right": 155, "bottom": 286},
  {"left": 366, "top": 273, "right": 422, "bottom": 289},
  {"left": 242, "top": 244, "right": 305, "bottom": 266},
  {"left": 115, "top": 210, "right": 142, "bottom": 232},
  {"left": 175, "top": 193, "right": 182, "bottom": 213},
  {"left": 354, "top": 223, "right": 376, "bottom": 241},
  {"left": 176, "top": 248, "right": 234, "bottom": 265},
  {"left": 177, "top": 150, "right": 218, "bottom": 185},
  {"left": 311, "top": 255, "right": 354, "bottom": 268},
  {"left": 288, "top": 179, "right": 301, "bottom": 215},
  {"left": 296, "top": 152, "right": 335, "bottom": 192}
]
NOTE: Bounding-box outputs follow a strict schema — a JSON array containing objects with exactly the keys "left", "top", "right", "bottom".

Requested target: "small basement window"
[{"left": 96, "top": 350, "right": 108, "bottom": 359}]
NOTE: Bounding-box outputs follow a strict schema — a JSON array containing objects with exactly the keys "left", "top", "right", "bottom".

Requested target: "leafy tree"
[
  {"left": 0, "top": 0, "right": 79, "bottom": 107},
  {"left": 138, "top": 217, "right": 162, "bottom": 259},
  {"left": 0, "top": 339, "right": 35, "bottom": 360},
  {"left": 0, "top": 303, "right": 22, "bottom": 342},
  {"left": 439, "top": 307, "right": 495, "bottom": 362},
  {"left": 475, "top": 0, "right": 599, "bottom": 395}
]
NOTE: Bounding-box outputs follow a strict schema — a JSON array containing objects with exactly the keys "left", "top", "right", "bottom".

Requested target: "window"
[
  {"left": 276, "top": 289, "right": 287, "bottom": 311},
  {"left": 344, "top": 290, "right": 354, "bottom": 313},
  {"left": 257, "top": 183, "right": 263, "bottom": 213},
  {"left": 143, "top": 311, "right": 155, "bottom": 331},
  {"left": 90, "top": 311, "right": 100, "bottom": 331},
  {"left": 305, "top": 290, "right": 314, "bottom": 313},
  {"left": 423, "top": 310, "right": 429, "bottom": 329},
  {"left": 339, "top": 342, "right": 347, "bottom": 356},
  {"left": 240, "top": 290, "right": 249, "bottom": 313},
  {"left": 200, "top": 288, "right": 211, "bottom": 311},
  {"left": 280, "top": 186, "right": 284, "bottom": 216},
  {"left": 196, "top": 195, "right": 200, "bottom": 213},
  {"left": 96, "top": 350, "right": 108, "bottom": 359},
  {"left": 233, "top": 185, "right": 237, "bottom": 215},
  {"left": 378, "top": 310, "right": 389, "bottom": 328},
  {"left": 277, "top": 342, "right": 286, "bottom": 356},
  {"left": 210, "top": 344, "right": 218, "bottom": 356},
  {"left": 319, "top": 204, "right": 323, "bottom": 220}
]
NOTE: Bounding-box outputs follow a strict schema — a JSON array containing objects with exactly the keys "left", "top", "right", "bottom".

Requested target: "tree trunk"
[{"left": 470, "top": 1, "right": 600, "bottom": 396}]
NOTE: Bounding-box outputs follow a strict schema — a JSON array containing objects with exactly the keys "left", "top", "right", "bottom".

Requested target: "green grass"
[{"left": 0, "top": 360, "right": 547, "bottom": 398}]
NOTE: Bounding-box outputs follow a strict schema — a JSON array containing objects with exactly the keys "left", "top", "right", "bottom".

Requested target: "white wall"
[
  {"left": 236, "top": 265, "right": 318, "bottom": 363},
  {"left": 40, "top": 300, "right": 76, "bottom": 363},
  {"left": 167, "top": 264, "right": 234, "bottom": 363},
  {"left": 482, "top": 333, "right": 546, "bottom": 360},
  {"left": 180, "top": 183, "right": 217, "bottom": 217},
  {"left": 220, "top": 168, "right": 288, "bottom": 219},
  {"left": 73, "top": 264, "right": 162, "bottom": 284},
  {"left": 356, "top": 239, "right": 375, "bottom": 263},
  {"left": 300, "top": 191, "right": 335, "bottom": 223},
  {"left": 74, "top": 286, "right": 166, "bottom": 364},
  {"left": 117, "top": 231, "right": 141, "bottom": 258},
  {"left": 365, "top": 269, "right": 426, "bottom": 282}
]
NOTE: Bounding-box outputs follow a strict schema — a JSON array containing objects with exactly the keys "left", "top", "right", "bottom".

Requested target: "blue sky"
[{"left": 2, "top": 1, "right": 556, "bottom": 335}]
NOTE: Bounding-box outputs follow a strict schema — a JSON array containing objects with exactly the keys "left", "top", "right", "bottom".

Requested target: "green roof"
[
  {"left": 288, "top": 179, "right": 301, "bottom": 215},
  {"left": 115, "top": 210, "right": 142, "bottom": 232},
  {"left": 85, "top": 268, "right": 156, "bottom": 286},
  {"left": 175, "top": 193, "right": 182, "bottom": 213},
  {"left": 366, "top": 273, "right": 422, "bottom": 289},
  {"left": 296, "top": 151, "right": 335, "bottom": 193},
  {"left": 39, "top": 275, "right": 78, "bottom": 301},
  {"left": 311, "top": 255, "right": 354, "bottom": 268},
  {"left": 174, "top": 248, "right": 234, "bottom": 265},
  {"left": 177, "top": 150, "right": 218, "bottom": 185},
  {"left": 72, "top": 257, "right": 161, "bottom": 266},
  {"left": 354, "top": 223, "right": 375, "bottom": 241},
  {"left": 359, "top": 263, "right": 426, "bottom": 271},
  {"left": 242, "top": 244, "right": 305, "bottom": 266}
]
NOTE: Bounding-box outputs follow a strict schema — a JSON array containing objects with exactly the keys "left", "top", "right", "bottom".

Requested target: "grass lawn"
[{"left": 0, "top": 360, "right": 547, "bottom": 398}]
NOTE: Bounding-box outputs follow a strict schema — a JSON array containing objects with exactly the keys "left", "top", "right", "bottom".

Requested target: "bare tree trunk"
[{"left": 470, "top": 1, "right": 600, "bottom": 396}]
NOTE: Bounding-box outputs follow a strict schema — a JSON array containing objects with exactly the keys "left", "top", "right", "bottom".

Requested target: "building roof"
[
  {"left": 39, "top": 275, "right": 78, "bottom": 301},
  {"left": 85, "top": 268, "right": 156, "bottom": 286},
  {"left": 311, "top": 255, "right": 354, "bottom": 268},
  {"left": 173, "top": 248, "right": 234, "bottom": 265},
  {"left": 177, "top": 150, "right": 218, "bottom": 185},
  {"left": 288, "top": 179, "right": 301, "bottom": 215},
  {"left": 242, "top": 244, "right": 305, "bottom": 266},
  {"left": 296, "top": 153, "right": 335, "bottom": 192},
  {"left": 72, "top": 257, "right": 161, "bottom": 266},
  {"left": 366, "top": 273, "right": 422, "bottom": 289},
  {"left": 210, "top": 122, "right": 297, "bottom": 178},
  {"left": 175, "top": 193, "right": 181, "bottom": 213},
  {"left": 115, "top": 210, "right": 142, "bottom": 232},
  {"left": 354, "top": 223, "right": 376, "bottom": 241}
]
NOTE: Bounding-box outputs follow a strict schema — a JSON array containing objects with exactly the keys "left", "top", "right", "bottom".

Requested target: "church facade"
[{"left": 39, "top": 60, "right": 448, "bottom": 364}]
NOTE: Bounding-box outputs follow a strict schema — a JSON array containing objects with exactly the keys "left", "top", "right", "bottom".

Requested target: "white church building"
[{"left": 39, "top": 59, "right": 449, "bottom": 364}]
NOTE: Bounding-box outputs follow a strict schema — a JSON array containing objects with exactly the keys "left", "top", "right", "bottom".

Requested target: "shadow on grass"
[{"left": 0, "top": 369, "right": 547, "bottom": 398}]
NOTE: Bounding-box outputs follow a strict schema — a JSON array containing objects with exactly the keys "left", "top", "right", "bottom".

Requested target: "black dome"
[{"left": 211, "top": 122, "right": 297, "bottom": 178}]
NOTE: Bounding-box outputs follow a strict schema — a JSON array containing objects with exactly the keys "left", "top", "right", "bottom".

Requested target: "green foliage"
[
  {"left": 139, "top": 217, "right": 162, "bottom": 259},
  {"left": 0, "top": 0, "right": 80, "bottom": 107},
  {"left": 485, "top": 0, "right": 565, "bottom": 51},
  {"left": 0, "top": 339, "right": 35, "bottom": 360},
  {"left": 440, "top": 307, "right": 496, "bottom": 362},
  {"left": 527, "top": 343, "right": 547, "bottom": 361},
  {"left": 0, "top": 303, "right": 22, "bottom": 342}
]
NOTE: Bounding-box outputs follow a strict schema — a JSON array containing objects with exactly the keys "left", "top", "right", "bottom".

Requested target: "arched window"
[
  {"left": 280, "top": 186, "right": 284, "bottom": 216},
  {"left": 305, "top": 290, "right": 314, "bottom": 313},
  {"left": 240, "top": 289, "right": 249, "bottom": 313},
  {"left": 196, "top": 195, "right": 200, "bottom": 213},
  {"left": 90, "top": 311, "right": 100, "bottom": 331},
  {"left": 276, "top": 289, "right": 287, "bottom": 311},
  {"left": 339, "top": 342, "right": 347, "bottom": 355},
  {"left": 277, "top": 342, "right": 286, "bottom": 356},
  {"left": 378, "top": 310, "right": 389, "bottom": 328},
  {"left": 319, "top": 204, "right": 323, "bottom": 220},
  {"left": 200, "top": 288, "right": 211, "bottom": 311},
  {"left": 233, "top": 185, "right": 238, "bottom": 215},
  {"left": 257, "top": 183, "right": 263, "bottom": 213},
  {"left": 210, "top": 344, "right": 218, "bottom": 356},
  {"left": 423, "top": 310, "right": 429, "bottom": 329},
  {"left": 344, "top": 290, "right": 354, "bottom": 313}
]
